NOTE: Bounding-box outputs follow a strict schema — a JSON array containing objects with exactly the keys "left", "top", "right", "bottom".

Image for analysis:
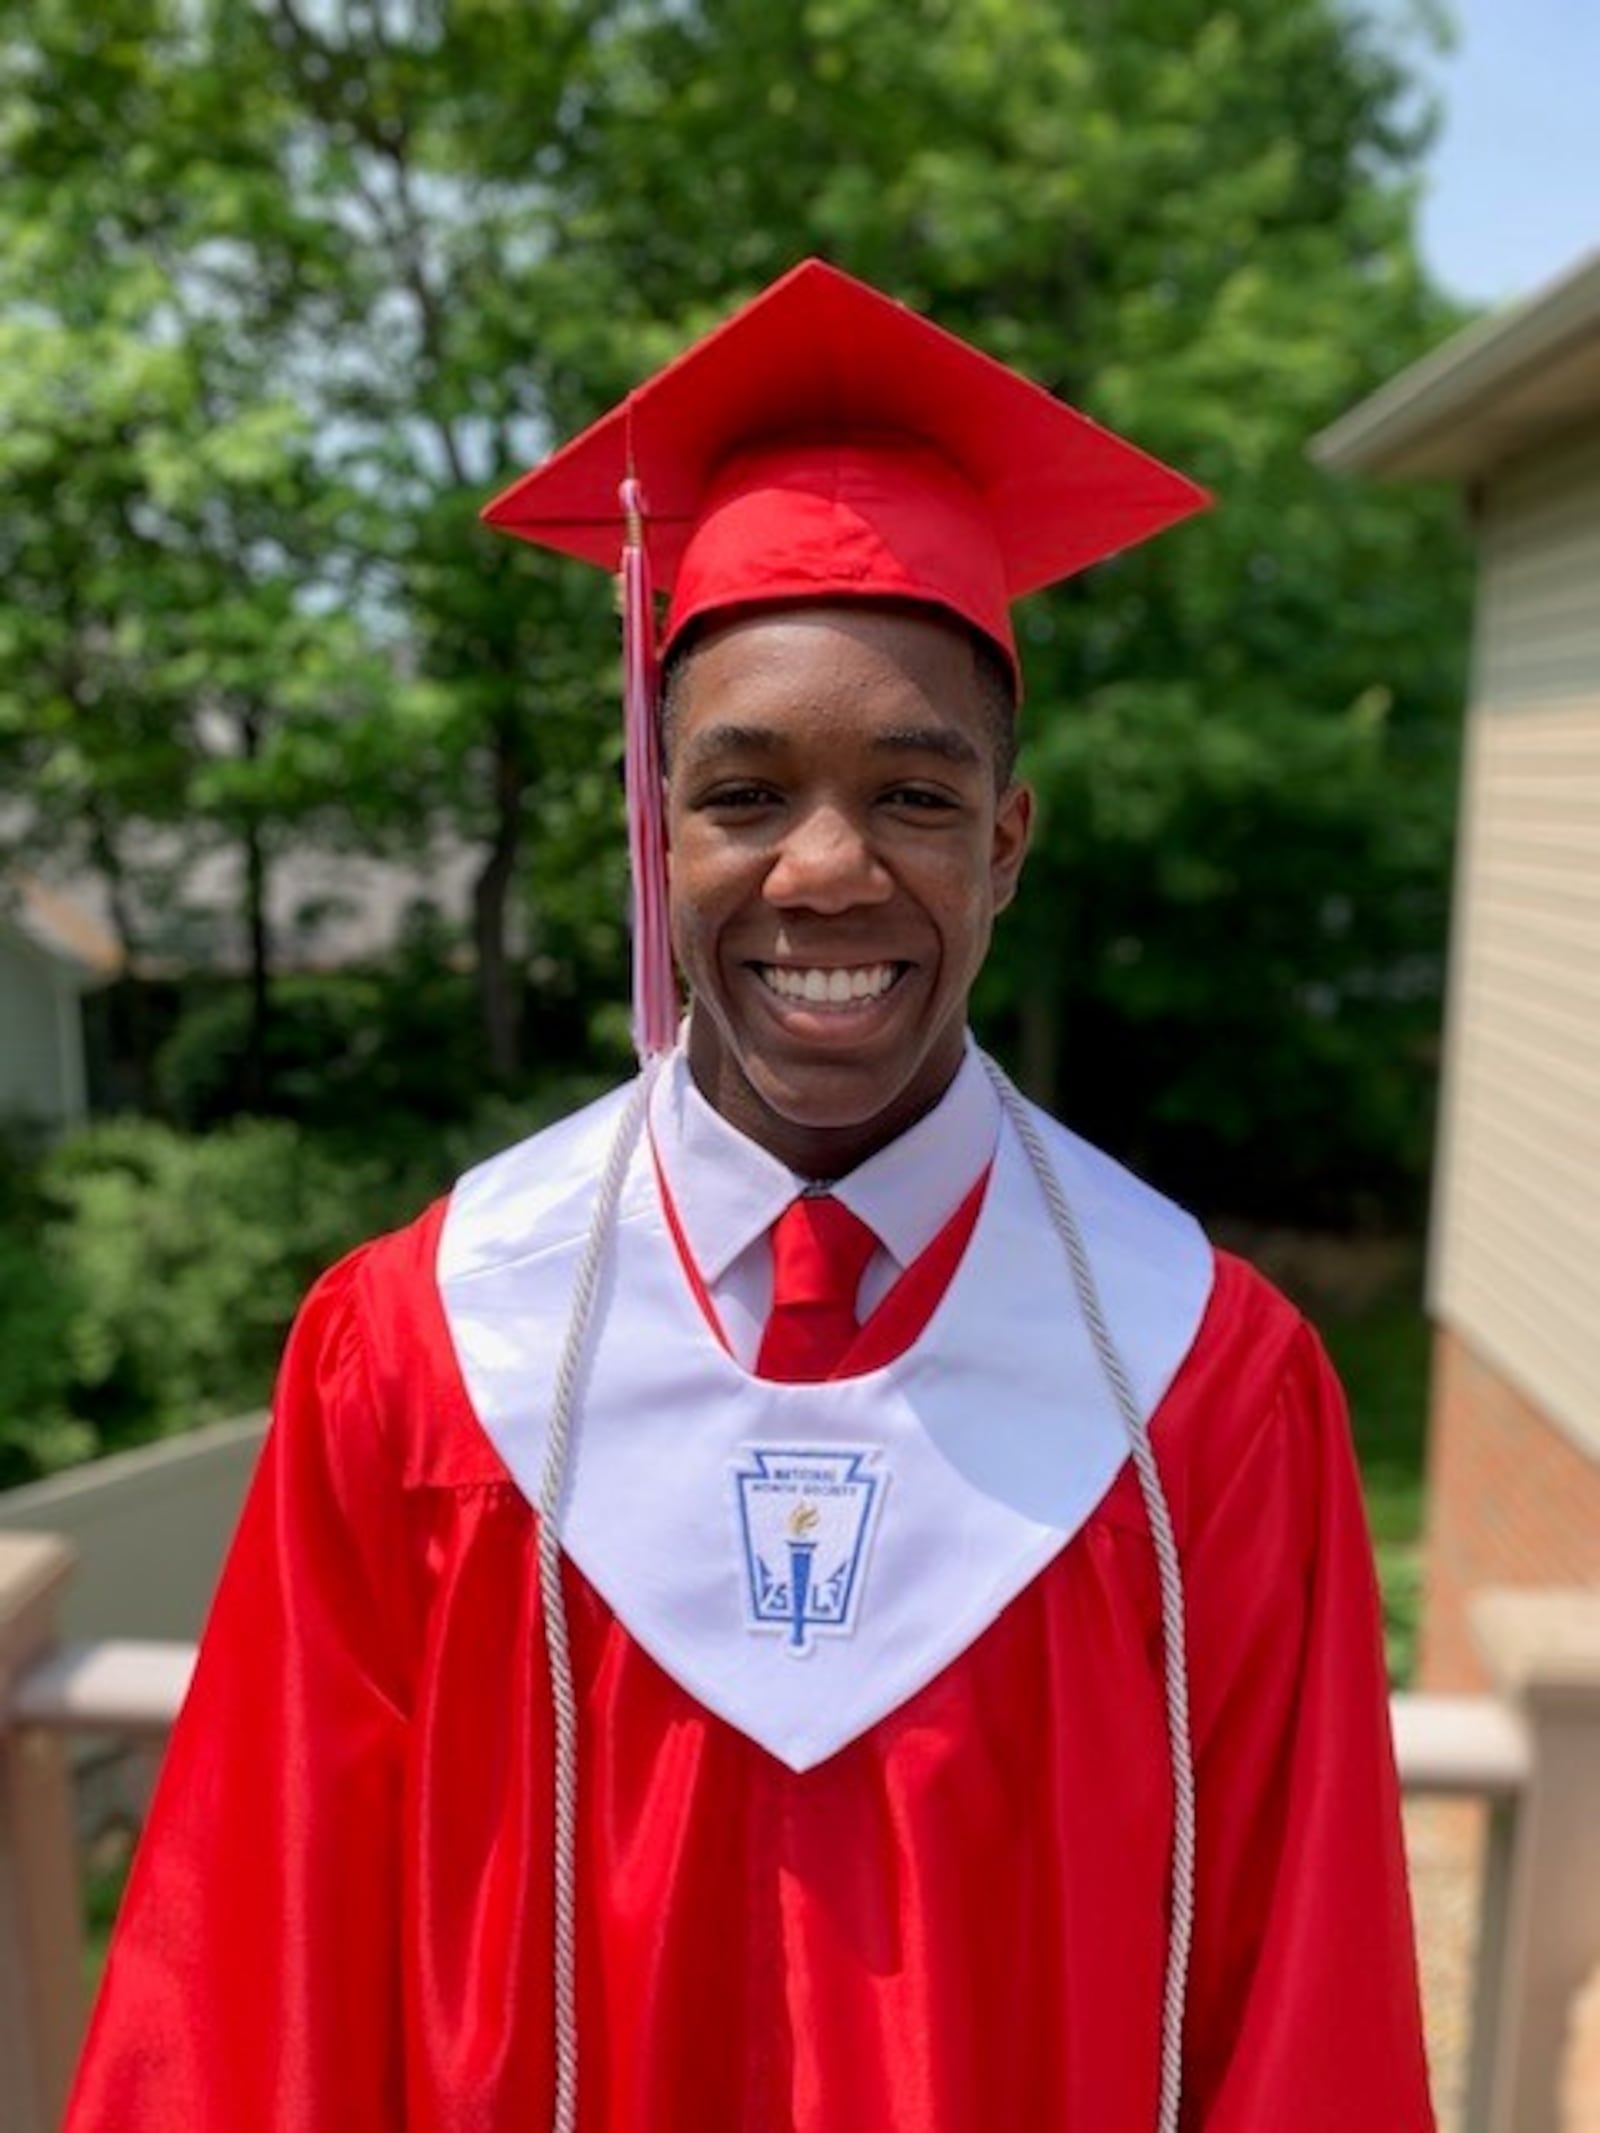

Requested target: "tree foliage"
[{"left": 0, "top": 0, "right": 1472, "bottom": 1218}]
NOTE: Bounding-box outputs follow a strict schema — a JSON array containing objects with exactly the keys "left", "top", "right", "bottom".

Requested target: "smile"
[{"left": 757, "top": 962, "right": 903, "bottom": 1007}]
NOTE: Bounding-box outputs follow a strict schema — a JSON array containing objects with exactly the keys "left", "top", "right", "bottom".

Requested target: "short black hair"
[{"left": 659, "top": 604, "right": 1020, "bottom": 789}]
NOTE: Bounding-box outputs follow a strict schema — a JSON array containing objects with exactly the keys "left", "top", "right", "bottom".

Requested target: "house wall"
[
  {"left": 1470, "top": 415, "right": 1600, "bottom": 709},
  {"left": 1421, "top": 414, "right": 1600, "bottom": 1682},
  {"left": 0, "top": 929, "right": 86, "bottom": 1125},
  {"left": 1429, "top": 416, "right": 1600, "bottom": 1466}
]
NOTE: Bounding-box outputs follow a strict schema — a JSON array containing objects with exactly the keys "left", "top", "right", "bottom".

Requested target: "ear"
[{"left": 990, "top": 780, "right": 1033, "bottom": 913}]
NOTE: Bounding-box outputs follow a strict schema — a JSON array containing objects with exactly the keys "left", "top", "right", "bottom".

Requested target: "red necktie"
[{"left": 756, "top": 1195, "right": 878, "bottom": 1382}]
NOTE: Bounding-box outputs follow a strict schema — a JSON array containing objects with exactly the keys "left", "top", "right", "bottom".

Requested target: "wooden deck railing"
[{"left": 3, "top": 1528, "right": 1598, "bottom": 2133}]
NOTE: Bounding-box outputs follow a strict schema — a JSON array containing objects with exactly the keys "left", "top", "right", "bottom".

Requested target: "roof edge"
[
  {"left": 1312, "top": 246, "right": 1600, "bottom": 478},
  {"left": 1, "top": 873, "right": 125, "bottom": 982}
]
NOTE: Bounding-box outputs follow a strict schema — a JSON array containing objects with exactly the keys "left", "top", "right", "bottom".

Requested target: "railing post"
[
  {"left": 0, "top": 1530, "right": 86, "bottom": 2133},
  {"left": 1471, "top": 1589, "right": 1600, "bottom": 2133}
]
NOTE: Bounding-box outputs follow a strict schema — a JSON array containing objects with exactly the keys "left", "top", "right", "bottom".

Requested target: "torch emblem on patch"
[{"left": 734, "top": 1448, "right": 883, "bottom": 1656}]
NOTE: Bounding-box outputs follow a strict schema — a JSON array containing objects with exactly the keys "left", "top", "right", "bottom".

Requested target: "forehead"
[{"left": 670, "top": 602, "right": 990, "bottom": 735}]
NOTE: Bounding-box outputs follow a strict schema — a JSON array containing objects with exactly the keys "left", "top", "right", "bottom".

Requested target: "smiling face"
[{"left": 664, "top": 603, "right": 1033, "bottom": 1177}]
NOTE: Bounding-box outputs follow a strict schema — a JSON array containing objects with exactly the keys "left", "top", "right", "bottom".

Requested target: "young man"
[{"left": 68, "top": 262, "right": 1434, "bottom": 2130}]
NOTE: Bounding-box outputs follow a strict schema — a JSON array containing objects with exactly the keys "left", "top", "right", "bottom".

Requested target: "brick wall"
[{"left": 1421, "top": 1326, "right": 1600, "bottom": 1691}]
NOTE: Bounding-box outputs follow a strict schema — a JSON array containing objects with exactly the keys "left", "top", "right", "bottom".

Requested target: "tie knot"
[{"left": 769, "top": 1194, "right": 878, "bottom": 1313}]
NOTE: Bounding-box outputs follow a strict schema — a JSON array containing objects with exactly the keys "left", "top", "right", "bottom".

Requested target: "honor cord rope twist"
[
  {"left": 983, "top": 1053, "right": 1196, "bottom": 2133},
  {"left": 536, "top": 1064, "right": 661, "bottom": 2133}
]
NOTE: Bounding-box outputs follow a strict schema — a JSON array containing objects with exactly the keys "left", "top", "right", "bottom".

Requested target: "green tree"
[
  {"left": 154, "top": 0, "right": 633, "bottom": 1081},
  {"left": 0, "top": 0, "right": 395, "bottom": 1100}
]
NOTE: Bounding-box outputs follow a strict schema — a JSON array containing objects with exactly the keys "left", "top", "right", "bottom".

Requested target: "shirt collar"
[{"left": 649, "top": 1038, "right": 1000, "bottom": 1283}]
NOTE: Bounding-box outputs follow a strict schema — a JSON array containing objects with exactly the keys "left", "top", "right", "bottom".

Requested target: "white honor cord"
[
  {"left": 982, "top": 1053, "right": 1196, "bottom": 2133},
  {"left": 538, "top": 1055, "right": 1194, "bottom": 2133},
  {"left": 537, "top": 1061, "right": 661, "bottom": 2133}
]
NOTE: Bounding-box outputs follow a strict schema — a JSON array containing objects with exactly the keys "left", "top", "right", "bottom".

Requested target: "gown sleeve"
[
  {"left": 64, "top": 1245, "right": 416, "bottom": 2131},
  {"left": 1179, "top": 1311, "right": 1435, "bottom": 2130}
]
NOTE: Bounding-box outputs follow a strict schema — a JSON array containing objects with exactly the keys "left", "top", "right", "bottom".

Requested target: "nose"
[{"left": 763, "top": 802, "right": 893, "bottom": 913}]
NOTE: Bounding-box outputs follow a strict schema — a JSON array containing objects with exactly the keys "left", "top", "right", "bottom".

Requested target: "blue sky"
[{"left": 1412, "top": 0, "right": 1600, "bottom": 305}]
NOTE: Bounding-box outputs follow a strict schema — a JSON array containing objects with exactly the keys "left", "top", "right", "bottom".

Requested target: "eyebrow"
[
  {"left": 677, "top": 721, "right": 983, "bottom": 772},
  {"left": 870, "top": 725, "right": 983, "bottom": 768},
  {"left": 676, "top": 723, "right": 780, "bottom": 771}
]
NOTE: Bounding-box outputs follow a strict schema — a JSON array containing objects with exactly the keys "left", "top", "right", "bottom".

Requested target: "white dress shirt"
[{"left": 648, "top": 1038, "right": 1001, "bottom": 1368}]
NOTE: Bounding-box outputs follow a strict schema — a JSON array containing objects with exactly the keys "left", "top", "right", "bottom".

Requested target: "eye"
[
  {"left": 880, "top": 783, "right": 963, "bottom": 814},
  {"left": 691, "top": 781, "right": 784, "bottom": 814}
]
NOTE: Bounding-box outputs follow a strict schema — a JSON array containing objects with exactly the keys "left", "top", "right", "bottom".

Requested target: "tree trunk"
[
  {"left": 473, "top": 722, "right": 526, "bottom": 1084},
  {"left": 84, "top": 801, "right": 154, "bottom": 1110}
]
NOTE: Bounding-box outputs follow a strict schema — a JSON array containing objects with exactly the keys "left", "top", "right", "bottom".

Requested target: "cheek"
[
  {"left": 926, "top": 846, "right": 997, "bottom": 932},
  {"left": 933, "top": 875, "right": 1000, "bottom": 986},
  {"left": 666, "top": 875, "right": 709, "bottom": 961},
  {"left": 666, "top": 837, "right": 747, "bottom": 959}
]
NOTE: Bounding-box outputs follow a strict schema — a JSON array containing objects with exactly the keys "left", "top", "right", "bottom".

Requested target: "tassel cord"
[{"left": 619, "top": 476, "right": 676, "bottom": 1060}]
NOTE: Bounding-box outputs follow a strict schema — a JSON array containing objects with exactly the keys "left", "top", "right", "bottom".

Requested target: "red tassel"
[{"left": 620, "top": 476, "right": 677, "bottom": 1059}]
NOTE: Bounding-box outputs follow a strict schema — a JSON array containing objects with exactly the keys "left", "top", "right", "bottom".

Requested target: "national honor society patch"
[{"left": 734, "top": 1448, "right": 885, "bottom": 1655}]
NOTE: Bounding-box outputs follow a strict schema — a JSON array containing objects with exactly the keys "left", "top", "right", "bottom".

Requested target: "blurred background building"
[{"left": 0, "top": 878, "right": 121, "bottom": 1131}]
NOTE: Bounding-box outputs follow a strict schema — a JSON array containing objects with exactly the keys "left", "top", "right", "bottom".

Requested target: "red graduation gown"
[{"left": 66, "top": 1203, "right": 1434, "bottom": 2131}]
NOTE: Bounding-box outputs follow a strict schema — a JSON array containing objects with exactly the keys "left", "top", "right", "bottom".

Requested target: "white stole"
[{"left": 437, "top": 1075, "right": 1213, "bottom": 1771}]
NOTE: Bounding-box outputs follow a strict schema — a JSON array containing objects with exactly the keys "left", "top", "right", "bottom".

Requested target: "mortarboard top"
[{"left": 481, "top": 257, "right": 1210, "bottom": 679}]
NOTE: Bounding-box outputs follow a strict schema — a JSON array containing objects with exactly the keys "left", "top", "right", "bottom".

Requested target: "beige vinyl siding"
[
  {"left": 1431, "top": 701, "right": 1600, "bottom": 1460},
  {"left": 1432, "top": 411, "right": 1600, "bottom": 1456},
  {"left": 1472, "top": 417, "right": 1600, "bottom": 707}
]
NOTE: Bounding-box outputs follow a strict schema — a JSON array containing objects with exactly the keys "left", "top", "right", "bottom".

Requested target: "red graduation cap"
[{"left": 482, "top": 259, "right": 1210, "bottom": 1057}]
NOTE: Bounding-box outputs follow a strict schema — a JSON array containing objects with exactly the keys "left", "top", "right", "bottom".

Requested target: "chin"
[
  {"left": 752, "top": 1068, "right": 895, "bottom": 1133},
  {"left": 743, "top": 1043, "right": 951, "bottom": 1146}
]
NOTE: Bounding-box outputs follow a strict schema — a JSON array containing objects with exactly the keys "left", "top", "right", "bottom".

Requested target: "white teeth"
[{"left": 760, "top": 963, "right": 898, "bottom": 1006}]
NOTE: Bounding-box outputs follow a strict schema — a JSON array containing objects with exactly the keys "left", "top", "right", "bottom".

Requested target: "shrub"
[
  {"left": 150, "top": 960, "right": 558, "bottom": 1135},
  {"left": 31, "top": 1117, "right": 400, "bottom": 1455},
  {"left": 0, "top": 1069, "right": 625, "bottom": 1482},
  {"left": 0, "top": 1227, "right": 95, "bottom": 1484},
  {"left": 0, "top": 1131, "right": 93, "bottom": 1483}
]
